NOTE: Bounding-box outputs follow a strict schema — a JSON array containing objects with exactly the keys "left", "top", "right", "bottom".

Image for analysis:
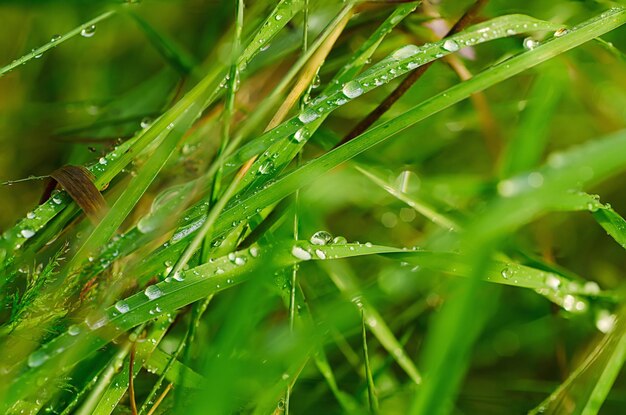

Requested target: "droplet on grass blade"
[
  {"left": 28, "top": 350, "right": 49, "bottom": 368},
  {"left": 81, "top": 25, "right": 96, "bottom": 38},
  {"left": 342, "top": 81, "right": 364, "bottom": 99},
  {"left": 20, "top": 229, "right": 35, "bottom": 239},
  {"left": 391, "top": 44, "right": 420, "bottom": 60},
  {"left": 291, "top": 245, "right": 312, "bottom": 261},
  {"left": 310, "top": 231, "right": 333, "bottom": 246},
  {"left": 114, "top": 301, "right": 130, "bottom": 314},
  {"left": 144, "top": 285, "right": 162, "bottom": 300},
  {"left": 442, "top": 39, "right": 460, "bottom": 52}
]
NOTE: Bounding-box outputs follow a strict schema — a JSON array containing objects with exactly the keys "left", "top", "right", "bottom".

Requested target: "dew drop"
[
  {"left": 67, "top": 324, "right": 81, "bottom": 336},
  {"left": 315, "top": 249, "right": 326, "bottom": 260},
  {"left": 258, "top": 160, "right": 274, "bottom": 175},
  {"left": 140, "top": 117, "right": 153, "bottom": 128},
  {"left": 99, "top": 157, "right": 107, "bottom": 165},
  {"left": 442, "top": 39, "right": 460, "bottom": 52},
  {"left": 298, "top": 108, "right": 320, "bottom": 124},
  {"left": 545, "top": 275, "right": 561, "bottom": 290},
  {"left": 583, "top": 281, "right": 600, "bottom": 295},
  {"left": 562, "top": 294, "right": 576, "bottom": 311},
  {"left": 114, "top": 301, "right": 130, "bottom": 314},
  {"left": 291, "top": 245, "right": 312, "bottom": 261},
  {"left": 26, "top": 212, "right": 36, "bottom": 219},
  {"left": 332, "top": 236, "right": 347, "bottom": 244},
  {"left": 342, "top": 81, "right": 364, "bottom": 99},
  {"left": 292, "top": 128, "right": 309, "bottom": 143},
  {"left": 523, "top": 37, "right": 539, "bottom": 50},
  {"left": 310, "top": 231, "right": 333, "bottom": 246},
  {"left": 554, "top": 28, "right": 569, "bottom": 37},
  {"left": 51, "top": 34, "right": 61, "bottom": 42},
  {"left": 80, "top": 25, "right": 96, "bottom": 38},
  {"left": 500, "top": 267, "right": 513, "bottom": 279},
  {"left": 391, "top": 44, "right": 420, "bottom": 60},
  {"left": 249, "top": 246, "right": 259, "bottom": 257},
  {"left": 144, "top": 285, "right": 162, "bottom": 300},
  {"left": 20, "top": 229, "right": 35, "bottom": 239},
  {"left": 28, "top": 350, "right": 49, "bottom": 368},
  {"left": 596, "top": 310, "right": 616, "bottom": 333}
]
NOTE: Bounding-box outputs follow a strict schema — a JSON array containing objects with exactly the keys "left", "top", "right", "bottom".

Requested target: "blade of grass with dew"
[
  {"left": 225, "top": 14, "right": 561, "bottom": 172},
  {"left": 0, "top": 0, "right": 304, "bottom": 267},
  {"left": 142, "top": 12, "right": 564, "bottom": 272},
  {"left": 411, "top": 46, "right": 626, "bottom": 415},
  {"left": 146, "top": 9, "right": 626, "bottom": 274},
  {"left": 81, "top": 0, "right": 412, "bottom": 283},
  {"left": 0, "top": 10, "right": 116, "bottom": 77},
  {"left": 4, "top": 238, "right": 610, "bottom": 409}
]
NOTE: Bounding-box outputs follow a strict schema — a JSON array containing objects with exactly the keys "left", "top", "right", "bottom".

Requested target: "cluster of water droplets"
[{"left": 290, "top": 231, "right": 353, "bottom": 261}]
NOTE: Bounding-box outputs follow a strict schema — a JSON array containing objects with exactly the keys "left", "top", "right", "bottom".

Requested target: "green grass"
[{"left": 0, "top": 1, "right": 626, "bottom": 414}]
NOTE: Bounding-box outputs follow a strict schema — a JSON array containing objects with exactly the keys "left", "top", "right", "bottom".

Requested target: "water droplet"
[
  {"left": 249, "top": 246, "right": 259, "bottom": 257},
  {"left": 442, "top": 39, "right": 460, "bottom": 52},
  {"left": 315, "top": 249, "right": 326, "bottom": 260},
  {"left": 80, "top": 25, "right": 96, "bottom": 38},
  {"left": 596, "top": 310, "right": 616, "bottom": 333},
  {"left": 144, "top": 285, "right": 162, "bottom": 300},
  {"left": 501, "top": 267, "right": 513, "bottom": 279},
  {"left": 28, "top": 350, "right": 49, "bottom": 368},
  {"left": 527, "top": 172, "right": 543, "bottom": 188},
  {"left": 545, "top": 275, "right": 561, "bottom": 290},
  {"left": 298, "top": 108, "right": 320, "bottom": 124},
  {"left": 562, "top": 294, "right": 576, "bottom": 311},
  {"left": 52, "top": 196, "right": 62, "bottom": 205},
  {"left": 258, "top": 160, "right": 274, "bottom": 175},
  {"left": 173, "top": 271, "right": 184, "bottom": 281},
  {"left": 292, "top": 128, "right": 309, "bottom": 143},
  {"left": 332, "top": 236, "right": 347, "bottom": 244},
  {"left": 310, "top": 231, "right": 333, "bottom": 246},
  {"left": 32, "top": 49, "right": 43, "bottom": 58},
  {"left": 20, "top": 229, "right": 35, "bottom": 239},
  {"left": 291, "top": 245, "right": 312, "bottom": 261},
  {"left": 554, "top": 28, "right": 569, "bottom": 37},
  {"left": 26, "top": 212, "right": 36, "bottom": 219},
  {"left": 391, "top": 44, "right": 420, "bottom": 60},
  {"left": 85, "top": 314, "right": 108, "bottom": 330},
  {"left": 583, "top": 281, "right": 600, "bottom": 295},
  {"left": 275, "top": 14, "right": 282, "bottom": 21},
  {"left": 140, "top": 117, "right": 153, "bottom": 128},
  {"left": 114, "top": 301, "right": 130, "bottom": 314},
  {"left": 523, "top": 37, "right": 539, "bottom": 50},
  {"left": 67, "top": 324, "right": 81, "bottom": 336},
  {"left": 51, "top": 34, "right": 61, "bottom": 42},
  {"left": 99, "top": 157, "right": 107, "bottom": 165},
  {"left": 342, "top": 81, "right": 364, "bottom": 99}
]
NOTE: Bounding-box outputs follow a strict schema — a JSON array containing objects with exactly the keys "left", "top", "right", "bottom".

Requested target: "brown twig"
[
  {"left": 146, "top": 383, "right": 174, "bottom": 415},
  {"left": 129, "top": 343, "right": 138, "bottom": 415},
  {"left": 335, "top": 0, "right": 490, "bottom": 148}
]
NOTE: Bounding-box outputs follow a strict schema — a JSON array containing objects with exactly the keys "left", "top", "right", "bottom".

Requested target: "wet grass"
[{"left": 0, "top": 1, "right": 626, "bottom": 414}]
